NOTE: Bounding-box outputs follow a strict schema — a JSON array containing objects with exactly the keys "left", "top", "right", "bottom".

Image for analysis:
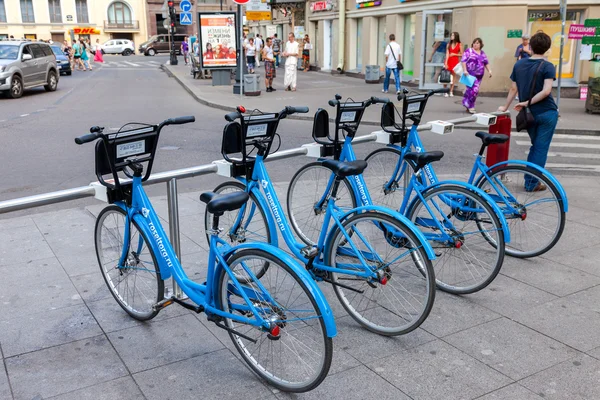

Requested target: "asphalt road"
[{"left": 0, "top": 54, "right": 587, "bottom": 217}]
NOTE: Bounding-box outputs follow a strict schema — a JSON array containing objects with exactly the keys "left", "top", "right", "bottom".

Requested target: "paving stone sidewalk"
[
  {"left": 164, "top": 63, "right": 600, "bottom": 136},
  {"left": 0, "top": 172, "right": 599, "bottom": 399}
]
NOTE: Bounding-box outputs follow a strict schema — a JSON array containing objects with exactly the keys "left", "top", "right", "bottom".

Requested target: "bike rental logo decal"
[{"left": 262, "top": 180, "right": 285, "bottom": 231}]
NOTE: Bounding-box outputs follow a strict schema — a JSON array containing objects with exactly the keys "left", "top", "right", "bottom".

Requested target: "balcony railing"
[{"left": 104, "top": 20, "right": 139, "bottom": 30}]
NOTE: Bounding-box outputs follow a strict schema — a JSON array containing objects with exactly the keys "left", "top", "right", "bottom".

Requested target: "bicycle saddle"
[
  {"left": 320, "top": 159, "right": 367, "bottom": 178},
  {"left": 475, "top": 131, "right": 509, "bottom": 145},
  {"left": 404, "top": 151, "right": 444, "bottom": 171},
  {"left": 200, "top": 191, "right": 250, "bottom": 215}
]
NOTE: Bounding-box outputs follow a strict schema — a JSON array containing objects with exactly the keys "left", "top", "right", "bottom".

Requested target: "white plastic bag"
[{"left": 453, "top": 63, "right": 464, "bottom": 76}]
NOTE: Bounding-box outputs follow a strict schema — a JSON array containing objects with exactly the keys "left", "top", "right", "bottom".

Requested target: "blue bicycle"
[
  {"left": 287, "top": 94, "right": 511, "bottom": 294},
  {"left": 75, "top": 117, "right": 335, "bottom": 392},
  {"left": 365, "top": 88, "right": 567, "bottom": 258},
  {"left": 206, "top": 106, "right": 437, "bottom": 336}
]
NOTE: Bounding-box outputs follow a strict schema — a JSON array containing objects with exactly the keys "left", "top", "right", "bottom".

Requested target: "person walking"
[
  {"left": 444, "top": 32, "right": 462, "bottom": 97},
  {"left": 498, "top": 32, "right": 557, "bottom": 192},
  {"left": 283, "top": 33, "right": 300, "bottom": 91},
  {"left": 181, "top": 36, "right": 190, "bottom": 65},
  {"left": 515, "top": 34, "right": 532, "bottom": 61},
  {"left": 262, "top": 37, "right": 277, "bottom": 92},
  {"left": 383, "top": 34, "right": 402, "bottom": 94},
  {"left": 272, "top": 33, "right": 281, "bottom": 68},
  {"left": 93, "top": 38, "right": 104, "bottom": 63},
  {"left": 72, "top": 39, "right": 85, "bottom": 71},
  {"left": 62, "top": 40, "right": 74, "bottom": 70},
  {"left": 461, "top": 38, "right": 492, "bottom": 114},
  {"left": 245, "top": 37, "right": 256, "bottom": 74},
  {"left": 80, "top": 39, "right": 92, "bottom": 71},
  {"left": 255, "top": 34, "right": 263, "bottom": 67},
  {"left": 430, "top": 30, "right": 448, "bottom": 83},
  {"left": 302, "top": 35, "right": 313, "bottom": 72}
]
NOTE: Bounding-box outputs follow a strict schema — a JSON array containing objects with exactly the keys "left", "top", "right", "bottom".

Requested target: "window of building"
[
  {"left": 403, "top": 14, "right": 415, "bottom": 78},
  {"left": 48, "top": 0, "right": 62, "bottom": 23},
  {"left": 0, "top": 0, "right": 7, "bottom": 23},
  {"left": 20, "top": 0, "right": 35, "bottom": 23},
  {"left": 76, "top": 0, "right": 89, "bottom": 23},
  {"left": 108, "top": 1, "right": 132, "bottom": 24}
]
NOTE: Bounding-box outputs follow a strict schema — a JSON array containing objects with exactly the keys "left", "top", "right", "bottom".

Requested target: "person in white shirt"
[
  {"left": 283, "top": 33, "right": 300, "bottom": 91},
  {"left": 255, "top": 34, "right": 263, "bottom": 67},
  {"left": 262, "top": 37, "right": 277, "bottom": 92},
  {"left": 383, "top": 34, "right": 402, "bottom": 94},
  {"left": 245, "top": 37, "right": 256, "bottom": 74}
]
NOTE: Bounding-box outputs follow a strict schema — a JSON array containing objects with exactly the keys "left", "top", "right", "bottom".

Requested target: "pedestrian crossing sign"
[{"left": 180, "top": 12, "right": 192, "bottom": 25}]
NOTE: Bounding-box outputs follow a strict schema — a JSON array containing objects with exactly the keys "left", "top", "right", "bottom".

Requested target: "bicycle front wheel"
[
  {"left": 406, "top": 184, "right": 505, "bottom": 294},
  {"left": 476, "top": 165, "right": 566, "bottom": 258},
  {"left": 326, "top": 212, "right": 435, "bottom": 336},
  {"left": 217, "top": 249, "right": 333, "bottom": 393},
  {"left": 287, "top": 162, "right": 357, "bottom": 245},
  {"left": 95, "top": 205, "right": 164, "bottom": 320}
]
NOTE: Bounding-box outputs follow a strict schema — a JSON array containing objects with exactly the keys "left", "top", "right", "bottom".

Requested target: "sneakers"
[
  {"left": 382, "top": 89, "right": 388, "bottom": 93},
  {"left": 444, "top": 93, "right": 449, "bottom": 98},
  {"left": 396, "top": 90, "right": 401, "bottom": 95},
  {"left": 266, "top": 87, "right": 272, "bottom": 92},
  {"left": 450, "top": 92, "right": 454, "bottom": 97},
  {"left": 270, "top": 87, "right": 276, "bottom": 91}
]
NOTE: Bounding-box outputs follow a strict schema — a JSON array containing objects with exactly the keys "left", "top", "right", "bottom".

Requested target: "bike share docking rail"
[{"left": 0, "top": 110, "right": 510, "bottom": 294}]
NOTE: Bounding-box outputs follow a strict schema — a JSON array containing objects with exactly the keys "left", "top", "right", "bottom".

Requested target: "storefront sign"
[
  {"left": 198, "top": 12, "right": 238, "bottom": 69},
  {"left": 580, "top": 86, "right": 588, "bottom": 101},
  {"left": 294, "top": 26, "right": 305, "bottom": 38},
  {"left": 582, "top": 36, "right": 600, "bottom": 45},
  {"left": 310, "top": 1, "right": 332, "bottom": 12},
  {"left": 434, "top": 21, "right": 445, "bottom": 40},
  {"left": 507, "top": 29, "right": 523, "bottom": 39},
  {"left": 584, "top": 19, "right": 600, "bottom": 28},
  {"left": 73, "top": 28, "right": 101, "bottom": 35},
  {"left": 568, "top": 25, "right": 596, "bottom": 40},
  {"left": 246, "top": 11, "right": 271, "bottom": 20},
  {"left": 356, "top": 0, "right": 381, "bottom": 8}
]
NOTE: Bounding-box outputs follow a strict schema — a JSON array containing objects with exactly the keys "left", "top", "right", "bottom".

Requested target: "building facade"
[
  {"left": 305, "top": 0, "right": 600, "bottom": 93},
  {"left": 0, "top": 0, "right": 149, "bottom": 46}
]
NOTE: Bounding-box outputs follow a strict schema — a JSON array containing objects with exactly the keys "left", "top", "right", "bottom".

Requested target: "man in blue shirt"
[{"left": 515, "top": 34, "right": 532, "bottom": 61}]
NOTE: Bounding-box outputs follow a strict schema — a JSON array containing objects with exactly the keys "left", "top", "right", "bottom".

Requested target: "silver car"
[{"left": 0, "top": 40, "right": 59, "bottom": 99}]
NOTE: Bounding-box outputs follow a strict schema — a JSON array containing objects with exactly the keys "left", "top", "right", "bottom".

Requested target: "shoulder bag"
[
  {"left": 516, "top": 60, "right": 544, "bottom": 132},
  {"left": 388, "top": 45, "right": 404, "bottom": 71}
]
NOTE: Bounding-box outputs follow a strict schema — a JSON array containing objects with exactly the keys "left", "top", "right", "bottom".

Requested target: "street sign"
[
  {"left": 582, "top": 36, "right": 600, "bottom": 45},
  {"left": 507, "top": 29, "right": 523, "bottom": 39},
  {"left": 180, "top": 0, "right": 192, "bottom": 12},
  {"left": 233, "top": 0, "right": 250, "bottom": 4},
  {"left": 245, "top": 11, "right": 271, "bottom": 20},
  {"left": 180, "top": 12, "right": 193, "bottom": 25},
  {"left": 163, "top": 17, "right": 171, "bottom": 30}
]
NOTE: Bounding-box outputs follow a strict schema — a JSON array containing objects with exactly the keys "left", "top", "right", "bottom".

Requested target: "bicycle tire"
[
  {"left": 406, "top": 184, "right": 505, "bottom": 294},
  {"left": 287, "top": 162, "right": 357, "bottom": 246},
  {"left": 95, "top": 205, "right": 164, "bottom": 320},
  {"left": 216, "top": 248, "right": 333, "bottom": 392},
  {"left": 476, "top": 165, "right": 566, "bottom": 258},
  {"left": 363, "top": 147, "right": 409, "bottom": 211},
  {"left": 325, "top": 212, "right": 435, "bottom": 336},
  {"left": 204, "top": 181, "right": 271, "bottom": 280}
]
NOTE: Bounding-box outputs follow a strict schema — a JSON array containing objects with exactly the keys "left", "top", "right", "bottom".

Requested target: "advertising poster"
[{"left": 198, "top": 12, "right": 238, "bottom": 69}]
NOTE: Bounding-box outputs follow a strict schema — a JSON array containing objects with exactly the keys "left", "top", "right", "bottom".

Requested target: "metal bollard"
[{"left": 166, "top": 178, "right": 184, "bottom": 299}]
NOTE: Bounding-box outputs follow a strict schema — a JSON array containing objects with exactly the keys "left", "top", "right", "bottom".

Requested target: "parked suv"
[
  {"left": 0, "top": 41, "right": 59, "bottom": 99},
  {"left": 139, "top": 34, "right": 186, "bottom": 56},
  {"left": 101, "top": 39, "right": 135, "bottom": 56}
]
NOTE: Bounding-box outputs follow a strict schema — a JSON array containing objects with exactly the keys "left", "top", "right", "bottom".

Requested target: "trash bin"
[
  {"left": 365, "top": 65, "right": 381, "bottom": 84},
  {"left": 212, "top": 69, "right": 231, "bottom": 86},
  {"left": 244, "top": 74, "right": 261, "bottom": 96}
]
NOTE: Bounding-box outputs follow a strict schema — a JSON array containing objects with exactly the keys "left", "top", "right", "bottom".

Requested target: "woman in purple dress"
[{"left": 461, "top": 38, "right": 493, "bottom": 114}]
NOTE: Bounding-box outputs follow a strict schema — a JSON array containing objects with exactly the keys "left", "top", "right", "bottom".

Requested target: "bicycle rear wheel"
[
  {"left": 217, "top": 249, "right": 333, "bottom": 392},
  {"left": 363, "top": 147, "right": 409, "bottom": 210},
  {"left": 326, "top": 212, "right": 435, "bottom": 336},
  {"left": 287, "top": 162, "right": 356, "bottom": 245},
  {"left": 95, "top": 205, "right": 164, "bottom": 320},
  {"left": 406, "top": 184, "right": 505, "bottom": 294},
  {"left": 476, "top": 165, "right": 565, "bottom": 258}
]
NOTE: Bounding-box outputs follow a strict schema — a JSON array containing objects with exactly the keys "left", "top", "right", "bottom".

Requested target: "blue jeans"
[
  {"left": 525, "top": 109, "right": 559, "bottom": 190},
  {"left": 274, "top": 53, "right": 280, "bottom": 67},
  {"left": 383, "top": 67, "right": 400, "bottom": 92}
]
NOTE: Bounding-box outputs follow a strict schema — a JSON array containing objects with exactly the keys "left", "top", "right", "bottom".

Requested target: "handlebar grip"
[
  {"left": 75, "top": 132, "right": 98, "bottom": 145},
  {"left": 431, "top": 88, "right": 450, "bottom": 95},
  {"left": 371, "top": 97, "right": 390, "bottom": 104},
  {"left": 328, "top": 99, "right": 339, "bottom": 107},
  {"left": 287, "top": 106, "right": 309, "bottom": 114},
  {"left": 224, "top": 112, "right": 239, "bottom": 122},
  {"left": 165, "top": 115, "right": 196, "bottom": 125}
]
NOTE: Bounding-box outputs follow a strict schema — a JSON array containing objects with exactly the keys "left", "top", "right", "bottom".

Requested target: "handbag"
[
  {"left": 453, "top": 63, "right": 463, "bottom": 76},
  {"left": 516, "top": 60, "right": 544, "bottom": 132},
  {"left": 439, "top": 68, "right": 452, "bottom": 84},
  {"left": 388, "top": 45, "right": 404, "bottom": 70}
]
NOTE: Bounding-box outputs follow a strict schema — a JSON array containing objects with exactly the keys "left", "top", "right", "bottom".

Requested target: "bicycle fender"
[
  {"left": 219, "top": 243, "right": 337, "bottom": 338},
  {"left": 235, "top": 177, "right": 280, "bottom": 247},
  {"left": 485, "top": 161, "right": 568, "bottom": 212},
  {"left": 336, "top": 205, "right": 436, "bottom": 260},
  {"left": 419, "top": 180, "right": 511, "bottom": 243},
  {"left": 131, "top": 213, "right": 173, "bottom": 281}
]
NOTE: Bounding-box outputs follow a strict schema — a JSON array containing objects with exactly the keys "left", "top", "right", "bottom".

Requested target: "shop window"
[
  {"left": 76, "top": 0, "right": 89, "bottom": 24},
  {"left": 528, "top": 10, "right": 581, "bottom": 79},
  {"left": 20, "top": 0, "right": 35, "bottom": 23},
  {"left": 403, "top": 14, "right": 415, "bottom": 78},
  {"left": 0, "top": 0, "right": 6, "bottom": 23},
  {"left": 48, "top": 0, "right": 62, "bottom": 23}
]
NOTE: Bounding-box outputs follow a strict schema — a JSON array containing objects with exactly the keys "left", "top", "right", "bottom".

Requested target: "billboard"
[{"left": 198, "top": 12, "right": 238, "bottom": 69}]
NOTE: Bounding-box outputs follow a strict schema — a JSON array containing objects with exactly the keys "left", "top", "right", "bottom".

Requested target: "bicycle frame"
[
  {"left": 114, "top": 175, "right": 336, "bottom": 336},
  {"left": 228, "top": 154, "right": 436, "bottom": 279}
]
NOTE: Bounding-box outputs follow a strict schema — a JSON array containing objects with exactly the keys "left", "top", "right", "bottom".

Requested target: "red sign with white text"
[
  {"left": 568, "top": 24, "right": 596, "bottom": 39},
  {"left": 312, "top": 1, "right": 328, "bottom": 10}
]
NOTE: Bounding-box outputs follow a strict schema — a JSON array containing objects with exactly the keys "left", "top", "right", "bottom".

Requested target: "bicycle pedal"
[
  {"left": 160, "top": 296, "right": 204, "bottom": 313},
  {"left": 300, "top": 246, "right": 319, "bottom": 259},
  {"left": 152, "top": 297, "right": 175, "bottom": 311}
]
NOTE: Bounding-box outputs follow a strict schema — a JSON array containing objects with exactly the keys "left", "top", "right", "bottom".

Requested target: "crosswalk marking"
[
  {"left": 516, "top": 140, "right": 600, "bottom": 150},
  {"left": 512, "top": 132, "right": 600, "bottom": 141},
  {"left": 545, "top": 163, "right": 600, "bottom": 173},
  {"left": 99, "top": 61, "right": 162, "bottom": 69},
  {"left": 124, "top": 61, "right": 140, "bottom": 67},
  {"left": 526, "top": 151, "right": 600, "bottom": 159}
]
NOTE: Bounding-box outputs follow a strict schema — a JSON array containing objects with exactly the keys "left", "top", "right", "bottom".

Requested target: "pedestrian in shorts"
[{"left": 262, "top": 37, "right": 277, "bottom": 92}]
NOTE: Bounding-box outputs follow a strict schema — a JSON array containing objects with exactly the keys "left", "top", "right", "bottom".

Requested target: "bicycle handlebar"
[
  {"left": 285, "top": 106, "right": 309, "bottom": 114},
  {"left": 328, "top": 99, "right": 339, "bottom": 107},
  {"left": 164, "top": 116, "right": 196, "bottom": 125},
  {"left": 224, "top": 112, "right": 239, "bottom": 122},
  {"left": 370, "top": 96, "right": 390, "bottom": 104},
  {"left": 224, "top": 106, "right": 309, "bottom": 123},
  {"left": 75, "top": 132, "right": 100, "bottom": 145}
]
